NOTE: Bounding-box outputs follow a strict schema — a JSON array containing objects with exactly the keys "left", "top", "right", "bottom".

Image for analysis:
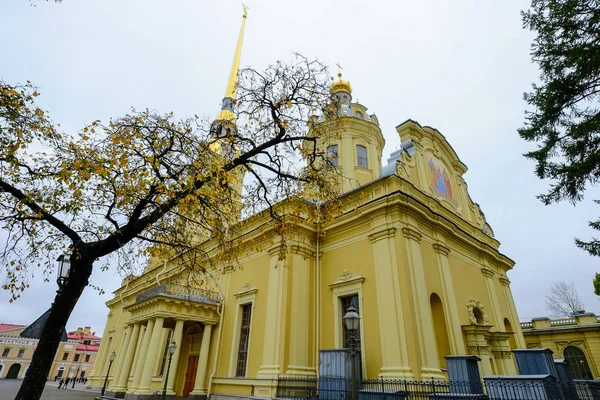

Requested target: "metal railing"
[
  {"left": 135, "top": 283, "right": 222, "bottom": 304},
  {"left": 275, "top": 376, "right": 600, "bottom": 400}
]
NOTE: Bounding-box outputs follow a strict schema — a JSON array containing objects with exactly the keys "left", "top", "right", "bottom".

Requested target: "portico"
[{"left": 106, "top": 284, "right": 220, "bottom": 400}]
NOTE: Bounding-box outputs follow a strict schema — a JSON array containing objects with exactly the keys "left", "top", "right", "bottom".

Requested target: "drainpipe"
[{"left": 315, "top": 201, "right": 321, "bottom": 377}]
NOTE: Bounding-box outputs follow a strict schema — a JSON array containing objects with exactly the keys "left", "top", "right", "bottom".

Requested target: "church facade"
[{"left": 87, "top": 10, "right": 525, "bottom": 400}]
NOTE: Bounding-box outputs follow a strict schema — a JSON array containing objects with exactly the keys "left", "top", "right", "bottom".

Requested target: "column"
[
  {"left": 109, "top": 325, "right": 131, "bottom": 392},
  {"left": 137, "top": 317, "right": 165, "bottom": 394},
  {"left": 499, "top": 277, "right": 526, "bottom": 348},
  {"left": 286, "top": 245, "right": 315, "bottom": 376},
  {"left": 166, "top": 319, "right": 185, "bottom": 394},
  {"left": 369, "top": 227, "right": 412, "bottom": 379},
  {"left": 130, "top": 320, "right": 154, "bottom": 390},
  {"left": 481, "top": 267, "right": 503, "bottom": 328},
  {"left": 433, "top": 243, "right": 466, "bottom": 353},
  {"left": 402, "top": 227, "right": 445, "bottom": 380},
  {"left": 190, "top": 324, "right": 214, "bottom": 398},
  {"left": 113, "top": 323, "right": 141, "bottom": 393},
  {"left": 257, "top": 247, "right": 288, "bottom": 378}
]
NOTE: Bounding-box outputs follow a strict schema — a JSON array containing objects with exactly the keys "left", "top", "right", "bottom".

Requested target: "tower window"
[
  {"left": 355, "top": 111, "right": 363, "bottom": 119},
  {"left": 356, "top": 145, "right": 368, "bottom": 168},
  {"left": 327, "top": 145, "right": 339, "bottom": 167},
  {"left": 17, "top": 349, "right": 25, "bottom": 358}
]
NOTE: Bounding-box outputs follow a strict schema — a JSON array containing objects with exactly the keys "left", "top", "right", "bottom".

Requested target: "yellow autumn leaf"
[{"left": 82, "top": 135, "right": 90, "bottom": 141}]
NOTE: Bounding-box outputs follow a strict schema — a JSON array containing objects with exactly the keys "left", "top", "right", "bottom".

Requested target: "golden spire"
[{"left": 216, "top": 5, "right": 248, "bottom": 122}]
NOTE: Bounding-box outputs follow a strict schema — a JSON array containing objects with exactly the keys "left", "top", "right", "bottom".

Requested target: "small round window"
[{"left": 355, "top": 111, "right": 363, "bottom": 119}]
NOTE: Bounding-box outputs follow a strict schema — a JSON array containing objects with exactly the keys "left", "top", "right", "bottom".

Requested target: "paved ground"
[{"left": 0, "top": 379, "right": 99, "bottom": 399}]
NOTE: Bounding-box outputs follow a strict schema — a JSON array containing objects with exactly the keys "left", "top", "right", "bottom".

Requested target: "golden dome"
[{"left": 330, "top": 72, "right": 352, "bottom": 93}]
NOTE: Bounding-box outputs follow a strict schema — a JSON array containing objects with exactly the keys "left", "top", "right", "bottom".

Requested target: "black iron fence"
[{"left": 276, "top": 376, "right": 600, "bottom": 400}]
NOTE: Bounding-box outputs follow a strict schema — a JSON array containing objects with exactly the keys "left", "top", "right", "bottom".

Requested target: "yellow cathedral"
[{"left": 88, "top": 9, "right": 526, "bottom": 400}]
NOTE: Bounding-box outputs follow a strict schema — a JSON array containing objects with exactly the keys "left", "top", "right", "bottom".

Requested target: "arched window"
[
  {"left": 327, "top": 145, "right": 339, "bottom": 167},
  {"left": 503, "top": 318, "right": 517, "bottom": 349},
  {"left": 430, "top": 293, "right": 451, "bottom": 368},
  {"left": 564, "top": 346, "right": 593, "bottom": 380}
]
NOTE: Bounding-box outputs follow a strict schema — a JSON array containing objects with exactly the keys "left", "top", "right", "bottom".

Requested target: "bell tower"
[{"left": 209, "top": 6, "right": 248, "bottom": 212}]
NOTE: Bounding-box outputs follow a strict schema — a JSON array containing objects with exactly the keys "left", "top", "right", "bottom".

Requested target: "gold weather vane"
[{"left": 335, "top": 62, "right": 343, "bottom": 78}]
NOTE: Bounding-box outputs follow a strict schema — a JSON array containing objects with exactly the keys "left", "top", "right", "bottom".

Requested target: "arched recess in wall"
[
  {"left": 472, "top": 307, "right": 484, "bottom": 325},
  {"left": 430, "top": 293, "right": 451, "bottom": 368},
  {"left": 564, "top": 346, "right": 594, "bottom": 379},
  {"left": 503, "top": 318, "right": 517, "bottom": 349}
]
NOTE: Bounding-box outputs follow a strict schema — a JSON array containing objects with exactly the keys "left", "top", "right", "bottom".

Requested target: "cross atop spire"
[{"left": 215, "top": 5, "right": 248, "bottom": 123}]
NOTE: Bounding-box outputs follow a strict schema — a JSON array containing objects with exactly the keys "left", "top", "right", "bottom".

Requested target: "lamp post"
[
  {"left": 101, "top": 351, "right": 116, "bottom": 397},
  {"left": 56, "top": 254, "right": 71, "bottom": 291},
  {"left": 72, "top": 364, "right": 80, "bottom": 388},
  {"left": 162, "top": 341, "right": 177, "bottom": 400},
  {"left": 343, "top": 305, "right": 361, "bottom": 400}
]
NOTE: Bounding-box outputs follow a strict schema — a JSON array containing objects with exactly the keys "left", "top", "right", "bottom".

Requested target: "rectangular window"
[
  {"left": 85, "top": 354, "right": 90, "bottom": 362},
  {"left": 74, "top": 353, "right": 80, "bottom": 362},
  {"left": 341, "top": 295, "right": 361, "bottom": 349},
  {"left": 236, "top": 304, "right": 252, "bottom": 377},
  {"left": 2, "top": 348, "right": 10, "bottom": 357},
  {"left": 62, "top": 352, "right": 69, "bottom": 361},
  {"left": 327, "top": 145, "right": 339, "bottom": 167},
  {"left": 356, "top": 145, "right": 368, "bottom": 168},
  {"left": 17, "top": 349, "right": 25, "bottom": 358}
]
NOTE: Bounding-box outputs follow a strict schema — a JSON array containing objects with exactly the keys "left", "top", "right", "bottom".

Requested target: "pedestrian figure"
[
  {"left": 58, "top": 379, "right": 64, "bottom": 389},
  {"left": 64, "top": 377, "right": 70, "bottom": 389}
]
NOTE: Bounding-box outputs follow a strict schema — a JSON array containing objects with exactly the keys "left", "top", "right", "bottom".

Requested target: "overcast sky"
[{"left": 1, "top": 0, "right": 598, "bottom": 336}]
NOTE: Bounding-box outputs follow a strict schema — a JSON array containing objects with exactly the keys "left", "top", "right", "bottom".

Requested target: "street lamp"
[
  {"left": 343, "top": 305, "right": 361, "bottom": 400},
  {"left": 162, "top": 341, "right": 177, "bottom": 400},
  {"left": 56, "top": 254, "right": 71, "bottom": 290},
  {"left": 101, "top": 351, "right": 116, "bottom": 397},
  {"left": 72, "top": 364, "right": 81, "bottom": 388}
]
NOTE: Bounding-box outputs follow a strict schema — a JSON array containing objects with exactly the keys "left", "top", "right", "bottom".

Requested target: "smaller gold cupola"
[
  {"left": 305, "top": 70, "right": 385, "bottom": 194},
  {"left": 330, "top": 72, "right": 353, "bottom": 101}
]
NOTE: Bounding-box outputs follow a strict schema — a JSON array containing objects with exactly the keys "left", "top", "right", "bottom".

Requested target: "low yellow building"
[
  {"left": 88, "top": 10, "right": 527, "bottom": 400},
  {"left": 0, "top": 324, "right": 100, "bottom": 380},
  {"left": 521, "top": 313, "right": 600, "bottom": 380}
]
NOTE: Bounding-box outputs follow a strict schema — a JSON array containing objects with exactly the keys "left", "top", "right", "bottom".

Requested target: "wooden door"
[{"left": 183, "top": 355, "right": 199, "bottom": 396}]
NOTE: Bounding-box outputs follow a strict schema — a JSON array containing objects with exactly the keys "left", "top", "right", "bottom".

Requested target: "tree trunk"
[{"left": 14, "top": 256, "right": 93, "bottom": 400}]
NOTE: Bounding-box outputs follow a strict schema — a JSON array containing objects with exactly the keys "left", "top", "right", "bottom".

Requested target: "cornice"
[
  {"left": 290, "top": 244, "right": 315, "bottom": 258},
  {"left": 481, "top": 267, "right": 495, "bottom": 278},
  {"left": 401, "top": 227, "right": 422, "bottom": 242},
  {"left": 499, "top": 277, "right": 511, "bottom": 287},
  {"left": 432, "top": 243, "right": 450, "bottom": 256},
  {"left": 368, "top": 227, "right": 396, "bottom": 243}
]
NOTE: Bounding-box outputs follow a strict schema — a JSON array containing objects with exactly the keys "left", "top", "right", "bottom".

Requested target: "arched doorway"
[
  {"left": 564, "top": 346, "right": 593, "bottom": 379},
  {"left": 430, "top": 293, "right": 451, "bottom": 368},
  {"left": 6, "top": 363, "right": 21, "bottom": 379}
]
